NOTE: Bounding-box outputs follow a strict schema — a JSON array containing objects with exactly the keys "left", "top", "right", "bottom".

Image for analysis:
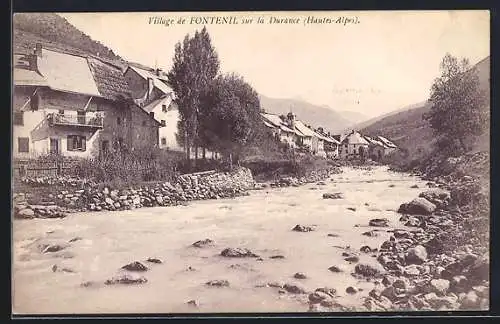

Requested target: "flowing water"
[{"left": 12, "top": 166, "right": 429, "bottom": 314}]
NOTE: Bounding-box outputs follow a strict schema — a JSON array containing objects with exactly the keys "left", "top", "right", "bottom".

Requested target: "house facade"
[
  {"left": 12, "top": 44, "right": 160, "bottom": 159},
  {"left": 339, "top": 130, "right": 370, "bottom": 159},
  {"left": 124, "top": 65, "right": 182, "bottom": 151}
]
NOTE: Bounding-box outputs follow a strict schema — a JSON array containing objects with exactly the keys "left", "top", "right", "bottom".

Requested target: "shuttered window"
[
  {"left": 18, "top": 137, "right": 29, "bottom": 153},
  {"left": 67, "top": 135, "right": 86, "bottom": 151},
  {"left": 13, "top": 111, "right": 24, "bottom": 125}
]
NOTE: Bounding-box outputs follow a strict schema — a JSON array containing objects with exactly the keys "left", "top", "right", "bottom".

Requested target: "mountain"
[
  {"left": 338, "top": 111, "right": 370, "bottom": 125},
  {"left": 259, "top": 95, "right": 355, "bottom": 134},
  {"left": 359, "top": 56, "right": 490, "bottom": 155},
  {"left": 13, "top": 13, "right": 123, "bottom": 63}
]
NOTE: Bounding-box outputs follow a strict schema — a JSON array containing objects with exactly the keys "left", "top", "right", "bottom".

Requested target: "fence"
[{"left": 12, "top": 157, "right": 81, "bottom": 178}]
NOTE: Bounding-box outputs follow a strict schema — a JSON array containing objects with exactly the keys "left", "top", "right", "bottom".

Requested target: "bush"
[{"left": 74, "top": 148, "right": 181, "bottom": 185}]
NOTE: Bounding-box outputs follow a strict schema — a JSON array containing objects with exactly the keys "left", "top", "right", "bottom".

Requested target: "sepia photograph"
[{"left": 11, "top": 10, "right": 490, "bottom": 314}]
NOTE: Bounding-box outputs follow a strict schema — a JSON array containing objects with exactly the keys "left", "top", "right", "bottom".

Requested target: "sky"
[{"left": 60, "top": 11, "right": 490, "bottom": 119}]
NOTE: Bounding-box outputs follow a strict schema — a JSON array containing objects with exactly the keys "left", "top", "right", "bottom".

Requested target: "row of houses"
[
  {"left": 12, "top": 43, "right": 183, "bottom": 159},
  {"left": 12, "top": 42, "right": 397, "bottom": 162},
  {"left": 260, "top": 111, "right": 397, "bottom": 160}
]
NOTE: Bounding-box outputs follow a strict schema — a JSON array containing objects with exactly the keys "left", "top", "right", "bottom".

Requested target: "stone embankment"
[{"left": 13, "top": 166, "right": 343, "bottom": 219}]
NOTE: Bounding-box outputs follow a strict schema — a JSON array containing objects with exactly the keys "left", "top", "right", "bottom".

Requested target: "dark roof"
[{"left": 87, "top": 56, "right": 131, "bottom": 100}]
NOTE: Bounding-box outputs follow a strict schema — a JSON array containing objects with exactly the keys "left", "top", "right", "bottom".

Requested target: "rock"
[
  {"left": 17, "top": 208, "right": 35, "bottom": 218},
  {"left": 427, "top": 279, "right": 450, "bottom": 296},
  {"left": 369, "top": 218, "right": 389, "bottom": 227},
  {"left": 323, "top": 192, "right": 344, "bottom": 199},
  {"left": 315, "top": 287, "right": 336, "bottom": 297},
  {"left": 206, "top": 279, "right": 230, "bottom": 287},
  {"left": 405, "top": 245, "right": 428, "bottom": 265},
  {"left": 450, "top": 276, "right": 470, "bottom": 293},
  {"left": 393, "top": 230, "right": 412, "bottom": 239},
  {"left": 283, "top": 283, "right": 307, "bottom": 294},
  {"left": 294, "top": 272, "right": 307, "bottom": 279},
  {"left": 382, "top": 275, "right": 396, "bottom": 287},
  {"left": 121, "top": 261, "right": 149, "bottom": 272},
  {"left": 269, "top": 255, "right": 285, "bottom": 259},
  {"left": 344, "top": 255, "right": 360, "bottom": 263},
  {"left": 309, "top": 291, "right": 331, "bottom": 303},
  {"left": 68, "top": 237, "right": 83, "bottom": 243},
  {"left": 187, "top": 300, "right": 199, "bottom": 307},
  {"left": 328, "top": 265, "right": 345, "bottom": 273},
  {"left": 419, "top": 189, "right": 450, "bottom": 208},
  {"left": 460, "top": 291, "right": 480, "bottom": 309},
  {"left": 292, "top": 224, "right": 315, "bottom": 232},
  {"left": 424, "top": 292, "right": 459, "bottom": 309},
  {"left": 362, "top": 230, "right": 380, "bottom": 237},
  {"left": 267, "top": 282, "right": 284, "bottom": 288},
  {"left": 347, "top": 207, "right": 357, "bottom": 212},
  {"left": 360, "top": 246, "right": 374, "bottom": 253},
  {"left": 355, "top": 262, "right": 386, "bottom": 277},
  {"left": 472, "top": 285, "right": 489, "bottom": 298},
  {"left": 105, "top": 273, "right": 148, "bottom": 285},
  {"left": 327, "top": 233, "right": 339, "bottom": 237},
  {"left": 398, "top": 197, "right": 436, "bottom": 215},
  {"left": 346, "top": 286, "right": 358, "bottom": 294},
  {"left": 220, "top": 248, "right": 259, "bottom": 258},
  {"left": 411, "top": 185, "right": 419, "bottom": 189},
  {"left": 42, "top": 243, "right": 69, "bottom": 253},
  {"left": 146, "top": 258, "right": 163, "bottom": 264},
  {"left": 403, "top": 265, "right": 421, "bottom": 277},
  {"left": 192, "top": 239, "right": 215, "bottom": 248}
]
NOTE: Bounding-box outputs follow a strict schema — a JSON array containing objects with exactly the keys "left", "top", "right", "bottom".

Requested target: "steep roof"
[
  {"left": 87, "top": 56, "right": 131, "bottom": 100},
  {"left": 142, "top": 95, "right": 174, "bottom": 113},
  {"left": 341, "top": 131, "right": 369, "bottom": 145},
  {"left": 377, "top": 135, "right": 397, "bottom": 148},
  {"left": 260, "top": 113, "right": 296, "bottom": 133},
  {"left": 13, "top": 54, "right": 48, "bottom": 86},
  {"left": 37, "top": 48, "right": 102, "bottom": 97},
  {"left": 294, "top": 120, "right": 317, "bottom": 137},
  {"left": 128, "top": 66, "right": 174, "bottom": 95}
]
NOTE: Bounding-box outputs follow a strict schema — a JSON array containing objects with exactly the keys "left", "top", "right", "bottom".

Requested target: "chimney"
[
  {"left": 147, "top": 77, "right": 154, "bottom": 100},
  {"left": 286, "top": 112, "right": 296, "bottom": 129},
  {"left": 155, "top": 68, "right": 162, "bottom": 76},
  {"left": 34, "top": 43, "right": 42, "bottom": 57}
]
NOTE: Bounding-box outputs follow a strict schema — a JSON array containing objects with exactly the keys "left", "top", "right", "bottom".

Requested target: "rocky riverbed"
[{"left": 12, "top": 166, "right": 488, "bottom": 314}]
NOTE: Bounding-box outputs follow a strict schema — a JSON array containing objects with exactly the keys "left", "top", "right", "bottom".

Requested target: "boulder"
[
  {"left": 419, "top": 189, "right": 451, "bottom": 208},
  {"left": 355, "top": 262, "right": 386, "bottom": 277},
  {"left": 220, "top": 248, "right": 259, "bottom": 258},
  {"left": 346, "top": 286, "right": 358, "bottom": 294},
  {"left": 283, "top": 283, "right": 307, "bottom": 294},
  {"left": 121, "top": 261, "right": 149, "bottom": 272},
  {"left": 206, "top": 279, "right": 230, "bottom": 287},
  {"left": 460, "top": 291, "right": 480, "bottom": 309},
  {"left": 323, "top": 192, "right": 344, "bottom": 199},
  {"left": 362, "top": 230, "right": 380, "bottom": 237},
  {"left": 309, "top": 291, "right": 332, "bottom": 304},
  {"left": 427, "top": 279, "right": 450, "bottom": 296},
  {"left": 192, "top": 239, "right": 215, "bottom": 248},
  {"left": 369, "top": 218, "right": 389, "bottom": 227},
  {"left": 292, "top": 224, "right": 315, "bottom": 232},
  {"left": 398, "top": 197, "right": 436, "bottom": 215},
  {"left": 294, "top": 272, "right": 307, "bottom": 279},
  {"left": 17, "top": 208, "right": 35, "bottom": 219},
  {"left": 146, "top": 258, "right": 163, "bottom": 264},
  {"left": 105, "top": 273, "right": 148, "bottom": 285},
  {"left": 405, "top": 245, "right": 428, "bottom": 265}
]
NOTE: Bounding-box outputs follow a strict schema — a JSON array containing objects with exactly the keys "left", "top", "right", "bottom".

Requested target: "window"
[
  {"left": 160, "top": 120, "right": 166, "bottom": 127},
  {"left": 149, "top": 112, "right": 155, "bottom": 119},
  {"left": 30, "top": 93, "right": 39, "bottom": 111},
  {"left": 117, "top": 117, "right": 121, "bottom": 125},
  {"left": 50, "top": 138, "right": 60, "bottom": 154},
  {"left": 18, "top": 137, "right": 29, "bottom": 153},
  {"left": 161, "top": 137, "right": 167, "bottom": 146},
  {"left": 77, "top": 111, "right": 86, "bottom": 124},
  {"left": 13, "top": 111, "right": 24, "bottom": 125},
  {"left": 67, "top": 135, "right": 86, "bottom": 151},
  {"left": 162, "top": 104, "right": 167, "bottom": 112},
  {"left": 58, "top": 109, "right": 65, "bottom": 115}
]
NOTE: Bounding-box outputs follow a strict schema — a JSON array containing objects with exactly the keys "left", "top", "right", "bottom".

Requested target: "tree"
[
  {"left": 199, "top": 73, "right": 262, "bottom": 169},
  {"left": 424, "top": 53, "right": 488, "bottom": 155},
  {"left": 167, "top": 27, "right": 220, "bottom": 167}
]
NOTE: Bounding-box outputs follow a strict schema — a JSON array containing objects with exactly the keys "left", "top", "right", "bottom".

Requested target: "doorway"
[{"left": 50, "top": 138, "right": 59, "bottom": 154}]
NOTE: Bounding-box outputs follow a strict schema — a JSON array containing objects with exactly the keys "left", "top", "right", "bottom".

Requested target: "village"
[
  {"left": 11, "top": 12, "right": 489, "bottom": 315},
  {"left": 13, "top": 43, "right": 397, "bottom": 166}
]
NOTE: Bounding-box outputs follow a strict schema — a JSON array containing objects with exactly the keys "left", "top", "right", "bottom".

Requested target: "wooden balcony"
[{"left": 47, "top": 113, "right": 103, "bottom": 129}]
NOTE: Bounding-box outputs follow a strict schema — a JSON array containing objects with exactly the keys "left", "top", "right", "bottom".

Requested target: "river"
[{"left": 12, "top": 166, "right": 429, "bottom": 314}]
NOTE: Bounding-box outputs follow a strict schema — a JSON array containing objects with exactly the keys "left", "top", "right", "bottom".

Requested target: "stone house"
[
  {"left": 12, "top": 44, "right": 160, "bottom": 159},
  {"left": 124, "top": 65, "right": 182, "bottom": 152},
  {"left": 338, "top": 130, "right": 370, "bottom": 159}
]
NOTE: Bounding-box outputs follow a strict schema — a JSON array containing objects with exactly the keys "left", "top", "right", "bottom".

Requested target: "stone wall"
[{"left": 13, "top": 167, "right": 256, "bottom": 219}]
